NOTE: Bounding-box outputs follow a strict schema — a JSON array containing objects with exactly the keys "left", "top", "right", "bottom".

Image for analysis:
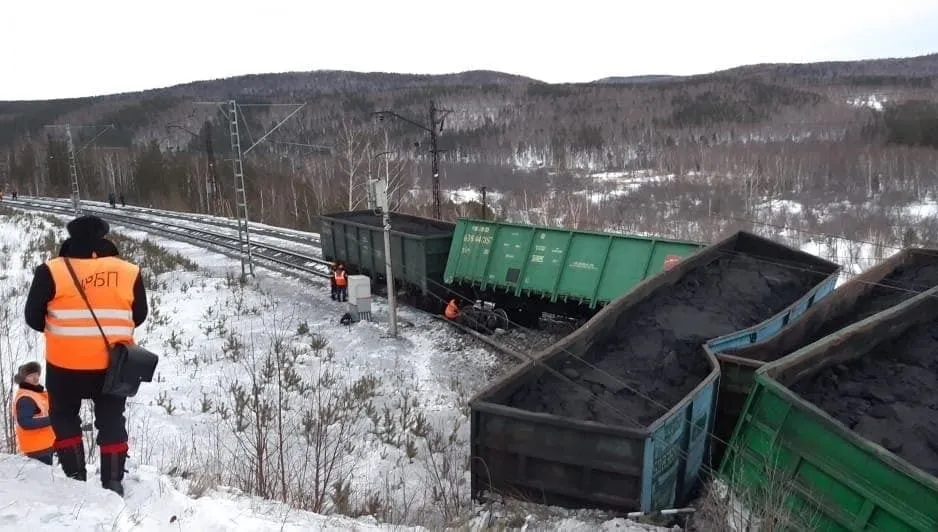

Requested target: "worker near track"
[
  {"left": 330, "top": 262, "right": 339, "bottom": 300},
  {"left": 444, "top": 298, "right": 460, "bottom": 321},
  {"left": 333, "top": 263, "right": 348, "bottom": 302},
  {"left": 24, "top": 214, "right": 149, "bottom": 497},
  {"left": 12, "top": 361, "right": 56, "bottom": 465}
]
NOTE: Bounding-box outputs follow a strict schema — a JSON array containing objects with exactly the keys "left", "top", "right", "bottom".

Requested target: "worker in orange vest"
[
  {"left": 444, "top": 299, "right": 460, "bottom": 320},
  {"left": 12, "top": 361, "right": 56, "bottom": 465},
  {"left": 333, "top": 263, "right": 348, "bottom": 302},
  {"left": 330, "top": 262, "right": 339, "bottom": 300},
  {"left": 24, "top": 214, "right": 149, "bottom": 497}
]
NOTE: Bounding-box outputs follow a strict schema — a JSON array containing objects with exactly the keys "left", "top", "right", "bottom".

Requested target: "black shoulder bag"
[{"left": 62, "top": 257, "right": 159, "bottom": 398}]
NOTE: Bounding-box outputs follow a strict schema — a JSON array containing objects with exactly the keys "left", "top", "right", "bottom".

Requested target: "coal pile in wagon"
[
  {"left": 508, "top": 252, "right": 830, "bottom": 426},
  {"left": 755, "top": 260, "right": 938, "bottom": 363},
  {"left": 791, "top": 319, "right": 938, "bottom": 476}
]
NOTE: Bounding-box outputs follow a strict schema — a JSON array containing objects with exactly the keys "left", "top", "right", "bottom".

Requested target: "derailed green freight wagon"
[
  {"left": 709, "top": 248, "right": 938, "bottom": 470},
  {"left": 470, "top": 231, "right": 839, "bottom": 513},
  {"left": 721, "top": 286, "right": 938, "bottom": 531},
  {"left": 443, "top": 218, "right": 704, "bottom": 316},
  {"left": 319, "top": 210, "right": 455, "bottom": 297}
]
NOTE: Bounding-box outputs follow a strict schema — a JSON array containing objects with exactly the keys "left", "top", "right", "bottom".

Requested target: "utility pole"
[
  {"left": 374, "top": 151, "right": 397, "bottom": 338},
  {"left": 227, "top": 100, "right": 254, "bottom": 277},
  {"left": 204, "top": 121, "right": 220, "bottom": 215},
  {"left": 194, "top": 100, "right": 305, "bottom": 278},
  {"left": 372, "top": 100, "right": 453, "bottom": 220},
  {"left": 428, "top": 101, "right": 442, "bottom": 220},
  {"left": 64, "top": 125, "right": 80, "bottom": 213},
  {"left": 480, "top": 186, "right": 487, "bottom": 220},
  {"left": 167, "top": 122, "right": 219, "bottom": 215},
  {"left": 26, "top": 131, "right": 39, "bottom": 197},
  {"left": 44, "top": 123, "right": 114, "bottom": 213}
]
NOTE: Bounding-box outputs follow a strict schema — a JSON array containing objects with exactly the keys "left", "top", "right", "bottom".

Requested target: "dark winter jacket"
[
  {"left": 24, "top": 235, "right": 148, "bottom": 333},
  {"left": 15, "top": 382, "right": 52, "bottom": 430}
]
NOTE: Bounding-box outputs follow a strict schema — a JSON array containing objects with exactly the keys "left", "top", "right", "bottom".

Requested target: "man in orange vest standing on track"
[
  {"left": 24, "top": 214, "right": 149, "bottom": 497},
  {"left": 334, "top": 263, "right": 348, "bottom": 302},
  {"left": 12, "top": 361, "right": 56, "bottom": 465}
]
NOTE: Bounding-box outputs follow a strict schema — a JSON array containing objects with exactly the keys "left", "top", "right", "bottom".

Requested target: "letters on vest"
[
  {"left": 44, "top": 257, "right": 139, "bottom": 371},
  {"left": 13, "top": 389, "right": 55, "bottom": 454}
]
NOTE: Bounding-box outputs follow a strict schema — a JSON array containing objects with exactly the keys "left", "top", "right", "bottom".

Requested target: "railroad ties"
[{"left": 6, "top": 196, "right": 332, "bottom": 279}]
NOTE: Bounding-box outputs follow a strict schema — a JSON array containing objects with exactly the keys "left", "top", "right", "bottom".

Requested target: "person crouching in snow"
[{"left": 12, "top": 362, "right": 56, "bottom": 465}]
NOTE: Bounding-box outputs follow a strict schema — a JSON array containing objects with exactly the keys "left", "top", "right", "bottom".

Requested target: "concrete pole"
[{"left": 381, "top": 157, "right": 398, "bottom": 338}]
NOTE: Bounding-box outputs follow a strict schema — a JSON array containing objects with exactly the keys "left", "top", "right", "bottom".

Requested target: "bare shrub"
[
  {"left": 0, "top": 296, "right": 20, "bottom": 453},
  {"left": 417, "top": 419, "right": 470, "bottom": 524},
  {"left": 700, "top": 446, "right": 822, "bottom": 531},
  {"left": 214, "top": 304, "right": 382, "bottom": 516}
]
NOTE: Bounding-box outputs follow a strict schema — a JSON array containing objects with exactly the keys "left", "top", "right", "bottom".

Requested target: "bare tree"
[{"left": 335, "top": 120, "right": 371, "bottom": 211}]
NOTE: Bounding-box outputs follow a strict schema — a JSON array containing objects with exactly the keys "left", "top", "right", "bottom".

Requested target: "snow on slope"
[
  {"left": 447, "top": 186, "right": 503, "bottom": 206},
  {"left": 847, "top": 94, "right": 886, "bottom": 111},
  {"left": 0, "top": 209, "right": 665, "bottom": 531},
  {"left": 0, "top": 454, "right": 397, "bottom": 531}
]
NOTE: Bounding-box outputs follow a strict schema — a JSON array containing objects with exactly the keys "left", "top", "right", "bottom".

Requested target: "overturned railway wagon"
[
  {"left": 709, "top": 247, "right": 938, "bottom": 469},
  {"left": 321, "top": 212, "right": 710, "bottom": 322},
  {"left": 443, "top": 218, "right": 705, "bottom": 322},
  {"left": 470, "top": 231, "right": 840, "bottom": 513},
  {"left": 721, "top": 284, "right": 938, "bottom": 532}
]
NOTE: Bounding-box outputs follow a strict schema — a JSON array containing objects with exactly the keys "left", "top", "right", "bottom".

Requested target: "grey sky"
[{"left": 3, "top": 0, "right": 938, "bottom": 100}]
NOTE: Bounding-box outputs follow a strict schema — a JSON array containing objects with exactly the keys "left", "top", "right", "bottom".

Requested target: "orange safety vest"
[
  {"left": 13, "top": 388, "right": 56, "bottom": 454},
  {"left": 44, "top": 256, "right": 139, "bottom": 370},
  {"left": 444, "top": 299, "right": 459, "bottom": 319},
  {"left": 334, "top": 270, "right": 347, "bottom": 287}
]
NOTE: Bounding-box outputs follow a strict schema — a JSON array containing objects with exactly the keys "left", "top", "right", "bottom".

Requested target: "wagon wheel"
[
  {"left": 482, "top": 311, "right": 500, "bottom": 334},
  {"left": 494, "top": 309, "right": 510, "bottom": 331}
]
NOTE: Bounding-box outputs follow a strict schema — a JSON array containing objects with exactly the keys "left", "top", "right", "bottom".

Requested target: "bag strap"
[{"left": 62, "top": 257, "right": 113, "bottom": 351}]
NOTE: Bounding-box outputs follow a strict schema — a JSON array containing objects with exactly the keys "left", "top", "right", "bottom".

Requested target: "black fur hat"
[
  {"left": 13, "top": 361, "right": 41, "bottom": 385},
  {"left": 66, "top": 215, "right": 110, "bottom": 241}
]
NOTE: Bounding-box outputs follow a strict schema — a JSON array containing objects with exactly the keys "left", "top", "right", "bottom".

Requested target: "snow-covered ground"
[
  {"left": 0, "top": 209, "right": 664, "bottom": 531},
  {"left": 847, "top": 93, "right": 887, "bottom": 111},
  {"left": 753, "top": 197, "right": 908, "bottom": 281},
  {"left": 6, "top": 187, "right": 929, "bottom": 530},
  {"left": 0, "top": 454, "right": 404, "bottom": 531},
  {"left": 447, "top": 186, "right": 504, "bottom": 206},
  {"left": 576, "top": 171, "right": 674, "bottom": 204}
]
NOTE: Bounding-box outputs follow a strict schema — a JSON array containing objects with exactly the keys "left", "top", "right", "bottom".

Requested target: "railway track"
[
  {"left": 6, "top": 197, "right": 332, "bottom": 279},
  {"left": 21, "top": 196, "right": 322, "bottom": 247},
  {"left": 5, "top": 197, "right": 561, "bottom": 365}
]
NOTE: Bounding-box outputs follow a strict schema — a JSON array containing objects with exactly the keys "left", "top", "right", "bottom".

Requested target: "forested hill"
[
  {"left": 3, "top": 53, "right": 937, "bottom": 153},
  {"left": 1, "top": 53, "right": 938, "bottom": 236}
]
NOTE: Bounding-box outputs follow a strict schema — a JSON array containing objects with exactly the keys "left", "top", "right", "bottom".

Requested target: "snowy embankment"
[
  {"left": 0, "top": 208, "right": 666, "bottom": 531},
  {"left": 0, "top": 454, "right": 393, "bottom": 531}
]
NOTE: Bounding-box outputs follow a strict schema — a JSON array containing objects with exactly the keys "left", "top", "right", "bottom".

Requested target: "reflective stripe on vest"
[
  {"left": 44, "top": 256, "right": 139, "bottom": 370},
  {"left": 334, "top": 271, "right": 347, "bottom": 287},
  {"left": 13, "top": 389, "right": 56, "bottom": 455}
]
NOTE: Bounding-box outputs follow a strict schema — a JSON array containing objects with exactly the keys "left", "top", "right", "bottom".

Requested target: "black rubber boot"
[
  {"left": 56, "top": 440, "right": 87, "bottom": 481},
  {"left": 100, "top": 451, "right": 127, "bottom": 497}
]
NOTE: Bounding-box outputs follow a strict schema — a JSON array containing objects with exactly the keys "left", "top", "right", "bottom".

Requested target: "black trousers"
[{"left": 45, "top": 362, "right": 128, "bottom": 446}]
